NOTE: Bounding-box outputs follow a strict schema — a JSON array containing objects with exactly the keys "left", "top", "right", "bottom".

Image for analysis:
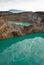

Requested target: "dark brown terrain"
[{"left": 0, "top": 11, "right": 44, "bottom": 39}]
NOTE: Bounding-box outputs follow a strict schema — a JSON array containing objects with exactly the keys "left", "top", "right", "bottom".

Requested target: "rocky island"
[{"left": 0, "top": 10, "right": 44, "bottom": 39}]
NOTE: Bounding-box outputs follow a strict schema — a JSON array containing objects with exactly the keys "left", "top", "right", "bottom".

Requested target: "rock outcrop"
[
  {"left": 0, "top": 11, "right": 44, "bottom": 39},
  {"left": 0, "top": 19, "right": 12, "bottom": 39}
]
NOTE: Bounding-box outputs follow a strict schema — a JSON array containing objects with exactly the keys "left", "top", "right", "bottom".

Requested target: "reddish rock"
[
  {"left": 0, "top": 11, "right": 44, "bottom": 39},
  {"left": 0, "top": 19, "right": 12, "bottom": 39}
]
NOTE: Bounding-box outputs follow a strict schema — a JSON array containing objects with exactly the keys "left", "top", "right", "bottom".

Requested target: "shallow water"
[
  {"left": 0, "top": 32, "right": 44, "bottom": 65},
  {"left": 8, "top": 21, "right": 32, "bottom": 26}
]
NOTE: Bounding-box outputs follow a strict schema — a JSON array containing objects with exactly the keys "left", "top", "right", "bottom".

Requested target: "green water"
[
  {"left": 8, "top": 21, "right": 32, "bottom": 26},
  {"left": 0, "top": 32, "right": 44, "bottom": 65}
]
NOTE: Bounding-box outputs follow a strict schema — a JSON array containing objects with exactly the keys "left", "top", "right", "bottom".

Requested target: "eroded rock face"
[
  {"left": 11, "top": 25, "right": 34, "bottom": 37},
  {"left": 32, "top": 12, "right": 44, "bottom": 32},
  {"left": 0, "top": 11, "right": 44, "bottom": 39},
  {"left": 0, "top": 19, "right": 12, "bottom": 39}
]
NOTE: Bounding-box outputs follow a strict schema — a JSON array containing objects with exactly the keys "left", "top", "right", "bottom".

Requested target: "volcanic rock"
[
  {"left": 0, "top": 11, "right": 44, "bottom": 39},
  {"left": 0, "top": 19, "right": 12, "bottom": 39}
]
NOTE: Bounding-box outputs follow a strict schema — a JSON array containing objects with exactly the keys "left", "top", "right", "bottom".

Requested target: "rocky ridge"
[{"left": 0, "top": 11, "right": 44, "bottom": 39}]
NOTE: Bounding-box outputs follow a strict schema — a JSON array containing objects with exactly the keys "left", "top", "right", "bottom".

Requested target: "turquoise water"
[
  {"left": 8, "top": 21, "right": 32, "bottom": 26},
  {"left": 0, "top": 32, "right": 44, "bottom": 65}
]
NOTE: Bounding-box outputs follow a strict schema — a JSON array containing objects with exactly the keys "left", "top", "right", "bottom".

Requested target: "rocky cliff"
[{"left": 0, "top": 11, "right": 44, "bottom": 39}]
